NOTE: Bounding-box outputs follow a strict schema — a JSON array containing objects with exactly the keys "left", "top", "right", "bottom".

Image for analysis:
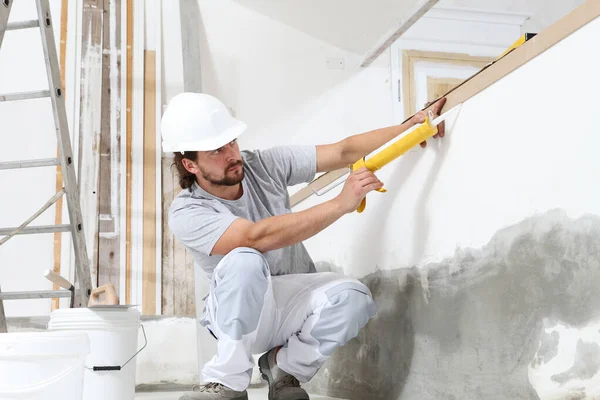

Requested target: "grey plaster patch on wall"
[
  {"left": 305, "top": 209, "right": 600, "bottom": 400},
  {"left": 552, "top": 340, "right": 600, "bottom": 383}
]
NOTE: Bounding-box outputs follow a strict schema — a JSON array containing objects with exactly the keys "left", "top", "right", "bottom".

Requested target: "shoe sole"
[
  {"left": 258, "top": 353, "right": 309, "bottom": 400},
  {"left": 179, "top": 393, "right": 248, "bottom": 400}
]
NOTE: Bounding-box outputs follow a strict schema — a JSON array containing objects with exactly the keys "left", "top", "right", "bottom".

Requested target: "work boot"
[
  {"left": 258, "top": 348, "right": 310, "bottom": 400},
  {"left": 178, "top": 382, "right": 248, "bottom": 400}
]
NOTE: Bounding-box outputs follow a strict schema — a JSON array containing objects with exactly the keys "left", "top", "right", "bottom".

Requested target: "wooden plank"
[
  {"left": 161, "top": 0, "right": 202, "bottom": 316},
  {"left": 161, "top": 156, "right": 195, "bottom": 317},
  {"left": 185, "top": 244, "right": 195, "bottom": 316},
  {"left": 173, "top": 235, "right": 188, "bottom": 315},
  {"left": 97, "top": 0, "right": 112, "bottom": 287},
  {"left": 79, "top": 0, "right": 104, "bottom": 286},
  {"left": 402, "top": 50, "right": 411, "bottom": 122},
  {"left": 142, "top": 50, "right": 157, "bottom": 315},
  {"left": 289, "top": 168, "right": 348, "bottom": 209},
  {"left": 52, "top": 0, "right": 69, "bottom": 311},
  {"left": 160, "top": 156, "right": 175, "bottom": 315},
  {"left": 125, "top": 0, "right": 133, "bottom": 305},
  {"left": 360, "top": 0, "right": 439, "bottom": 68},
  {"left": 291, "top": 0, "right": 600, "bottom": 208},
  {"left": 98, "top": 0, "right": 123, "bottom": 294},
  {"left": 179, "top": 0, "right": 203, "bottom": 92}
]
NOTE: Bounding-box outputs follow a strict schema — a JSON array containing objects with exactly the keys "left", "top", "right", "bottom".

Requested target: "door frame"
[{"left": 401, "top": 50, "right": 494, "bottom": 117}]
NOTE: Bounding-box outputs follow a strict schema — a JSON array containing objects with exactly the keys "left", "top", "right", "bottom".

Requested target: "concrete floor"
[{"left": 135, "top": 388, "right": 343, "bottom": 399}]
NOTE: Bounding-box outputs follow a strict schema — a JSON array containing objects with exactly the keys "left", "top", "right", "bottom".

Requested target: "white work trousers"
[{"left": 197, "top": 247, "right": 377, "bottom": 392}]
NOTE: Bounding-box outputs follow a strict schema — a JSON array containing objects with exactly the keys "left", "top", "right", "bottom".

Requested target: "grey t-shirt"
[{"left": 168, "top": 145, "right": 318, "bottom": 281}]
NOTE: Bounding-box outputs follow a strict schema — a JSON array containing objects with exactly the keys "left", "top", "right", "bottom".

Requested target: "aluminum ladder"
[{"left": 0, "top": 0, "right": 93, "bottom": 332}]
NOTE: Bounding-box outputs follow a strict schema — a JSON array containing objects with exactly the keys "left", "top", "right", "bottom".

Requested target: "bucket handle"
[{"left": 86, "top": 324, "right": 147, "bottom": 372}]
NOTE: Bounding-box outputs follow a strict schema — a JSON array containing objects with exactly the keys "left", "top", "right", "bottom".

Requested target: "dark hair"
[{"left": 172, "top": 151, "right": 199, "bottom": 190}]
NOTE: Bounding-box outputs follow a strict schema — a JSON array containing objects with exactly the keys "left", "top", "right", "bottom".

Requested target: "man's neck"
[{"left": 197, "top": 180, "right": 243, "bottom": 201}]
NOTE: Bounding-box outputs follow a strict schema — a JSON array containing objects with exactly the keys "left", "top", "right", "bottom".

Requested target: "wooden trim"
[
  {"left": 401, "top": 50, "right": 411, "bottom": 121},
  {"left": 402, "top": 50, "right": 496, "bottom": 63},
  {"left": 79, "top": 0, "right": 104, "bottom": 286},
  {"left": 289, "top": 168, "right": 348, "bottom": 208},
  {"left": 360, "top": 0, "right": 439, "bottom": 67},
  {"left": 52, "top": 0, "right": 69, "bottom": 311},
  {"left": 427, "top": 77, "right": 464, "bottom": 103},
  {"left": 126, "top": 0, "right": 133, "bottom": 304},
  {"left": 154, "top": 1, "right": 163, "bottom": 315},
  {"left": 143, "top": 50, "right": 157, "bottom": 315},
  {"left": 130, "top": 0, "right": 146, "bottom": 308},
  {"left": 97, "top": 0, "right": 123, "bottom": 292},
  {"left": 179, "top": 0, "right": 203, "bottom": 92},
  {"left": 290, "top": 0, "right": 600, "bottom": 208},
  {"left": 403, "top": 50, "right": 493, "bottom": 115},
  {"left": 119, "top": 0, "right": 128, "bottom": 306},
  {"left": 161, "top": 156, "right": 175, "bottom": 315}
]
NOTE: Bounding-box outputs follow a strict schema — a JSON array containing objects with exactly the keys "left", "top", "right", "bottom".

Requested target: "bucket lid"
[
  {"left": 0, "top": 331, "right": 89, "bottom": 357},
  {"left": 48, "top": 306, "right": 141, "bottom": 330}
]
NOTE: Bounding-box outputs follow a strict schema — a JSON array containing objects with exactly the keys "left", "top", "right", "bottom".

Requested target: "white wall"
[{"left": 0, "top": 0, "right": 78, "bottom": 317}]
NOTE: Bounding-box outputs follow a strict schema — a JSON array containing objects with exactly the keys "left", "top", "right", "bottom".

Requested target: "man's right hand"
[{"left": 334, "top": 167, "right": 384, "bottom": 214}]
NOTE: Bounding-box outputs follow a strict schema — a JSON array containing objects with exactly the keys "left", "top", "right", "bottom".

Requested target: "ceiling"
[
  {"left": 232, "top": 0, "right": 427, "bottom": 54},
  {"left": 232, "top": 0, "right": 586, "bottom": 56}
]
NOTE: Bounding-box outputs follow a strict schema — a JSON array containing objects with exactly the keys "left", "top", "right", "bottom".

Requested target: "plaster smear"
[{"left": 305, "top": 209, "right": 600, "bottom": 400}]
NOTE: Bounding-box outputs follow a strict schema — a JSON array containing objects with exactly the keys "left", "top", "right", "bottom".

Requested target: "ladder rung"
[
  {"left": 0, "top": 224, "right": 71, "bottom": 236},
  {"left": 6, "top": 20, "right": 40, "bottom": 31},
  {"left": 0, "top": 290, "right": 72, "bottom": 301},
  {"left": 0, "top": 90, "right": 50, "bottom": 102},
  {"left": 0, "top": 158, "right": 60, "bottom": 170}
]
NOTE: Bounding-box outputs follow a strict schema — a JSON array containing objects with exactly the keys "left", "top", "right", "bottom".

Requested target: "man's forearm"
[
  {"left": 340, "top": 120, "right": 415, "bottom": 164},
  {"left": 246, "top": 199, "right": 346, "bottom": 253}
]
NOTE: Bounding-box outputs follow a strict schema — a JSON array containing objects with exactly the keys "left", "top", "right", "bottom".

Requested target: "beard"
[{"left": 201, "top": 160, "right": 244, "bottom": 186}]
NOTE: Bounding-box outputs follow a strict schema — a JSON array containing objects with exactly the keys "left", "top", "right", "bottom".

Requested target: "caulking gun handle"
[{"left": 44, "top": 269, "right": 74, "bottom": 291}]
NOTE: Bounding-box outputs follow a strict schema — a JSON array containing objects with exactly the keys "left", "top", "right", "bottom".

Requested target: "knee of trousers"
[
  {"left": 212, "top": 247, "right": 270, "bottom": 341},
  {"left": 215, "top": 247, "right": 270, "bottom": 281},
  {"left": 310, "top": 281, "right": 377, "bottom": 357}
]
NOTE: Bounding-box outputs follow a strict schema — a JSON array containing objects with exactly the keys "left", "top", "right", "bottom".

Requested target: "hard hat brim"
[{"left": 162, "top": 120, "right": 247, "bottom": 153}]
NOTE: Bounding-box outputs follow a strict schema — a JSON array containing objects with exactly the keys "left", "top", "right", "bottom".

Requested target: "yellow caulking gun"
[{"left": 313, "top": 108, "right": 452, "bottom": 213}]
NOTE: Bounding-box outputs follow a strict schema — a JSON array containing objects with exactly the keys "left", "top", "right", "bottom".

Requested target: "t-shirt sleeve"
[
  {"left": 258, "top": 145, "right": 317, "bottom": 188},
  {"left": 168, "top": 197, "right": 239, "bottom": 256}
]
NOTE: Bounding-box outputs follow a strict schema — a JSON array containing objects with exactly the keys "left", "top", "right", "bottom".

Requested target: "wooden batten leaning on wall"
[
  {"left": 125, "top": 0, "right": 134, "bottom": 305},
  {"left": 142, "top": 50, "right": 157, "bottom": 315},
  {"left": 97, "top": 0, "right": 125, "bottom": 297},
  {"left": 52, "top": 0, "right": 70, "bottom": 311},
  {"left": 127, "top": 0, "right": 162, "bottom": 315}
]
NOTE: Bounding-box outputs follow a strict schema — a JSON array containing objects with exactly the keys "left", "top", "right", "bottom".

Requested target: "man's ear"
[{"left": 182, "top": 158, "right": 200, "bottom": 175}]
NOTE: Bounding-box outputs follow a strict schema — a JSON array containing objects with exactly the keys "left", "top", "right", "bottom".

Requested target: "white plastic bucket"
[
  {"left": 0, "top": 331, "right": 89, "bottom": 400},
  {"left": 48, "top": 307, "right": 141, "bottom": 400}
]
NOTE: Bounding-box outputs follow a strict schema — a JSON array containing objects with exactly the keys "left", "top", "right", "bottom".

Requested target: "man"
[{"left": 162, "top": 92, "right": 446, "bottom": 400}]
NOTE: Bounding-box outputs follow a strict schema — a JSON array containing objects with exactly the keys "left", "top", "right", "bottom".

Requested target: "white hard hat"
[{"left": 161, "top": 92, "right": 247, "bottom": 152}]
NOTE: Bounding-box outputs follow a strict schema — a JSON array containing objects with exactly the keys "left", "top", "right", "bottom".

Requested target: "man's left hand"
[{"left": 411, "top": 97, "right": 447, "bottom": 148}]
